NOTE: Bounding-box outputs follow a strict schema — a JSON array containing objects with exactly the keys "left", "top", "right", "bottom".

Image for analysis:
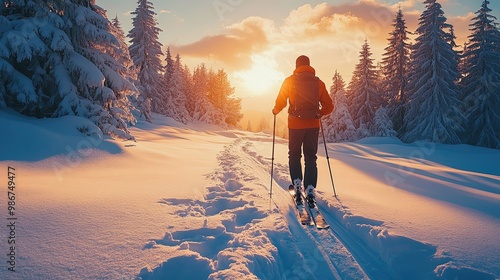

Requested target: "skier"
[{"left": 272, "top": 55, "right": 334, "bottom": 208}]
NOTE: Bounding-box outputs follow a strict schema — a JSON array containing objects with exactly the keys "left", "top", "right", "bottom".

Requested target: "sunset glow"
[
  {"left": 98, "top": 0, "right": 500, "bottom": 107},
  {"left": 233, "top": 54, "right": 285, "bottom": 96},
  {"left": 2, "top": 1, "right": 500, "bottom": 278}
]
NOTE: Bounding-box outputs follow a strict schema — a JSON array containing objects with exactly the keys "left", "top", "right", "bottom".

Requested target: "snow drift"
[{"left": 0, "top": 110, "right": 498, "bottom": 279}]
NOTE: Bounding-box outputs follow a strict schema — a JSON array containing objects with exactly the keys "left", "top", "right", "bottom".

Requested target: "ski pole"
[
  {"left": 270, "top": 114, "right": 276, "bottom": 200},
  {"left": 320, "top": 119, "right": 337, "bottom": 197}
]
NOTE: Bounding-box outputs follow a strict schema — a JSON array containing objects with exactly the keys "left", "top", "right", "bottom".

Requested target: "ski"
[
  {"left": 310, "top": 207, "right": 330, "bottom": 229},
  {"left": 301, "top": 193, "right": 330, "bottom": 230},
  {"left": 288, "top": 185, "right": 314, "bottom": 226}
]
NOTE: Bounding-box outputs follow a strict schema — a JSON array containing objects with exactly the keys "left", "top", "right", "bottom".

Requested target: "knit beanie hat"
[{"left": 295, "top": 55, "right": 310, "bottom": 67}]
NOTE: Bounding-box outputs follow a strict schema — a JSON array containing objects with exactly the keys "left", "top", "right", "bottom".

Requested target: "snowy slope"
[{"left": 0, "top": 109, "right": 499, "bottom": 280}]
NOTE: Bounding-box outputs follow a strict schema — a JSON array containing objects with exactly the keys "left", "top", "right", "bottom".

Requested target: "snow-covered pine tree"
[
  {"left": 460, "top": 0, "right": 500, "bottom": 149},
  {"left": 163, "top": 53, "right": 190, "bottom": 123},
  {"left": 402, "top": 0, "right": 465, "bottom": 144},
  {"left": 207, "top": 68, "right": 242, "bottom": 127},
  {"left": 163, "top": 46, "right": 174, "bottom": 87},
  {"left": 0, "top": 1, "right": 45, "bottom": 113},
  {"left": 330, "top": 70, "right": 346, "bottom": 97},
  {"left": 448, "top": 25, "right": 462, "bottom": 65},
  {"left": 323, "top": 70, "right": 355, "bottom": 142},
  {"left": 180, "top": 63, "right": 195, "bottom": 119},
  {"left": 183, "top": 64, "right": 196, "bottom": 118},
  {"left": 224, "top": 96, "right": 243, "bottom": 127},
  {"left": 325, "top": 89, "right": 357, "bottom": 142},
  {"left": 375, "top": 62, "right": 385, "bottom": 106},
  {"left": 347, "top": 40, "right": 381, "bottom": 135},
  {"left": 380, "top": 7, "right": 411, "bottom": 134},
  {"left": 73, "top": 2, "right": 137, "bottom": 138},
  {"left": 188, "top": 64, "right": 225, "bottom": 126},
  {"left": 110, "top": 16, "right": 136, "bottom": 83},
  {"left": 128, "top": 0, "right": 164, "bottom": 114},
  {"left": 110, "top": 15, "right": 151, "bottom": 122},
  {"left": 1, "top": 0, "right": 136, "bottom": 139},
  {"left": 173, "top": 54, "right": 191, "bottom": 123},
  {"left": 458, "top": 42, "right": 469, "bottom": 79},
  {"left": 373, "top": 107, "right": 397, "bottom": 138},
  {"left": 322, "top": 70, "right": 345, "bottom": 138}
]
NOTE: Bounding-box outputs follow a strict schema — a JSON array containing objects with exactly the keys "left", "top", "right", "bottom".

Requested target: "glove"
[{"left": 272, "top": 108, "right": 278, "bottom": 115}]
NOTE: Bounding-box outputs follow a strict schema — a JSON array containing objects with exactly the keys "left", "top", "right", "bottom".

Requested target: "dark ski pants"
[{"left": 289, "top": 128, "right": 319, "bottom": 188}]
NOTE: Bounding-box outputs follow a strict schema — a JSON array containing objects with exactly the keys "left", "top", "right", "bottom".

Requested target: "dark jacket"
[{"left": 273, "top": 65, "right": 334, "bottom": 129}]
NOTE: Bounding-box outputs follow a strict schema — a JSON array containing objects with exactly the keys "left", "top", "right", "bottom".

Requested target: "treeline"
[
  {"left": 323, "top": 0, "right": 500, "bottom": 149},
  {"left": 127, "top": 0, "right": 242, "bottom": 127},
  {"left": 0, "top": 0, "right": 242, "bottom": 140}
]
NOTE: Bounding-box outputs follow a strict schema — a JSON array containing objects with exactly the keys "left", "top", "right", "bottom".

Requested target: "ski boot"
[
  {"left": 293, "top": 179, "right": 303, "bottom": 206},
  {"left": 305, "top": 185, "right": 316, "bottom": 208}
]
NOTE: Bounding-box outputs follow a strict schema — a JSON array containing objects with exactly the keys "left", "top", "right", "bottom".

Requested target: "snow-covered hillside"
[{"left": 0, "top": 109, "right": 499, "bottom": 279}]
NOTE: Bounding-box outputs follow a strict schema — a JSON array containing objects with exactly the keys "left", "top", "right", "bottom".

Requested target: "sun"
[{"left": 234, "top": 54, "right": 285, "bottom": 96}]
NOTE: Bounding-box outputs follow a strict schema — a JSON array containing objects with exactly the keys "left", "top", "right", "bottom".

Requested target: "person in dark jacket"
[{"left": 272, "top": 55, "right": 334, "bottom": 207}]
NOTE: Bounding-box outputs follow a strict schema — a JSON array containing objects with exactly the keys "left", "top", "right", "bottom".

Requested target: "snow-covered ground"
[{"left": 1, "top": 109, "right": 499, "bottom": 280}]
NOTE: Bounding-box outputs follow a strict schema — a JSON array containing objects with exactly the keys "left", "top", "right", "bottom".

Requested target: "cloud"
[
  {"left": 173, "top": 0, "right": 475, "bottom": 79},
  {"left": 159, "top": 10, "right": 171, "bottom": 14},
  {"left": 392, "top": 0, "right": 422, "bottom": 11},
  {"left": 173, "top": 1, "right": 400, "bottom": 70},
  {"left": 447, "top": 12, "right": 475, "bottom": 45},
  {"left": 280, "top": 3, "right": 361, "bottom": 40},
  {"left": 279, "top": 1, "right": 416, "bottom": 45},
  {"left": 172, "top": 16, "right": 274, "bottom": 70}
]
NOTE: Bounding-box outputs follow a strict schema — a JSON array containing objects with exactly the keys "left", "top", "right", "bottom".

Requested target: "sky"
[{"left": 97, "top": 0, "right": 500, "bottom": 109}]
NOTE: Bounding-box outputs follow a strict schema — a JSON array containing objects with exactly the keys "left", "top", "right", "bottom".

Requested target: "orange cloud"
[
  {"left": 280, "top": 3, "right": 360, "bottom": 40},
  {"left": 283, "top": 1, "right": 397, "bottom": 39},
  {"left": 172, "top": 16, "right": 273, "bottom": 70},
  {"left": 173, "top": 0, "right": 475, "bottom": 81},
  {"left": 448, "top": 12, "right": 475, "bottom": 46}
]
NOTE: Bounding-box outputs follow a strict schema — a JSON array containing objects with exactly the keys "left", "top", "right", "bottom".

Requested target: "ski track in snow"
[
  {"left": 138, "top": 133, "right": 498, "bottom": 280},
  {"left": 139, "top": 137, "right": 383, "bottom": 279},
  {"left": 240, "top": 141, "right": 368, "bottom": 279},
  {"left": 2, "top": 112, "right": 498, "bottom": 279},
  {"left": 140, "top": 138, "right": 292, "bottom": 279}
]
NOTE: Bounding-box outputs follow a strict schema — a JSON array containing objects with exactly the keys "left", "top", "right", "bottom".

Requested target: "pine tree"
[
  {"left": 380, "top": 7, "right": 411, "bottom": 134},
  {"left": 402, "top": 0, "right": 465, "bottom": 144},
  {"left": 323, "top": 70, "right": 344, "bottom": 136},
  {"left": 110, "top": 16, "right": 136, "bottom": 83},
  {"left": 323, "top": 70, "right": 355, "bottom": 142},
  {"left": 86, "top": 4, "right": 138, "bottom": 136},
  {"left": 128, "top": 0, "right": 164, "bottom": 114},
  {"left": 164, "top": 54, "right": 190, "bottom": 123},
  {"left": 347, "top": 40, "right": 381, "bottom": 135},
  {"left": 460, "top": 0, "right": 500, "bottom": 149},
  {"left": 110, "top": 17, "right": 146, "bottom": 103},
  {"left": 458, "top": 42, "right": 469, "bottom": 79},
  {"left": 162, "top": 47, "right": 175, "bottom": 119},
  {"left": 111, "top": 16, "right": 151, "bottom": 122},
  {"left": 1, "top": 0, "right": 135, "bottom": 139},
  {"left": 224, "top": 96, "right": 243, "bottom": 127},
  {"left": 163, "top": 46, "right": 175, "bottom": 87},
  {"left": 325, "top": 89, "right": 357, "bottom": 142},
  {"left": 207, "top": 69, "right": 242, "bottom": 127},
  {"left": 184, "top": 64, "right": 197, "bottom": 119},
  {"left": 0, "top": 2, "right": 44, "bottom": 113},
  {"left": 373, "top": 107, "right": 397, "bottom": 138},
  {"left": 330, "top": 70, "right": 346, "bottom": 97},
  {"left": 188, "top": 64, "right": 225, "bottom": 126}
]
